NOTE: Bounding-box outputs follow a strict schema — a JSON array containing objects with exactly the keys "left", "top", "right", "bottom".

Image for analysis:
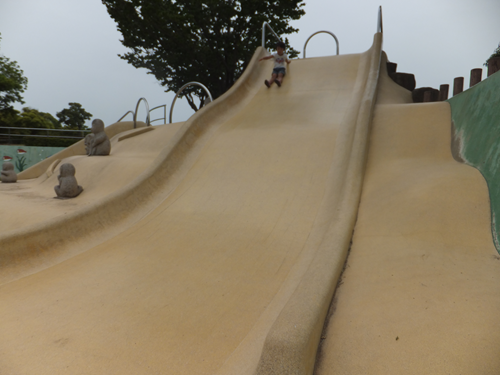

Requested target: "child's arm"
[{"left": 259, "top": 55, "right": 274, "bottom": 61}]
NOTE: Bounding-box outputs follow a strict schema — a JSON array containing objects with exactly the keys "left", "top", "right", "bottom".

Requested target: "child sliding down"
[{"left": 259, "top": 41, "right": 291, "bottom": 88}]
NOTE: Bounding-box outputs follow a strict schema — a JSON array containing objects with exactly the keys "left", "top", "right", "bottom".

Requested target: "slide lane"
[
  {"left": 0, "top": 41, "right": 374, "bottom": 374},
  {"left": 314, "top": 55, "right": 500, "bottom": 374}
]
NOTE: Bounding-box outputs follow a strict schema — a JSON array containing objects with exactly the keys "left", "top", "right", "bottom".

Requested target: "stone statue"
[
  {"left": 54, "top": 163, "right": 83, "bottom": 198},
  {"left": 1, "top": 162, "right": 17, "bottom": 183},
  {"left": 85, "top": 119, "right": 110, "bottom": 156}
]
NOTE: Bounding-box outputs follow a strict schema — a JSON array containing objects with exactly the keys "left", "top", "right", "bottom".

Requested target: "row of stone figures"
[
  {"left": 1, "top": 161, "right": 83, "bottom": 198},
  {"left": 1, "top": 119, "right": 111, "bottom": 198}
]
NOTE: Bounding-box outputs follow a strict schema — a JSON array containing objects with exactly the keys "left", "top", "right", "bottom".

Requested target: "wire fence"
[{"left": 0, "top": 126, "right": 91, "bottom": 146}]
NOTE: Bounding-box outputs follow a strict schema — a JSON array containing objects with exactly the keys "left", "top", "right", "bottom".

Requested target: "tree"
[
  {"left": 11, "top": 107, "right": 75, "bottom": 147},
  {"left": 0, "top": 33, "right": 28, "bottom": 111},
  {"left": 0, "top": 107, "right": 19, "bottom": 127},
  {"left": 485, "top": 42, "right": 500, "bottom": 65},
  {"left": 102, "top": 0, "right": 305, "bottom": 110},
  {"left": 0, "top": 107, "right": 65, "bottom": 146},
  {"left": 17, "top": 107, "right": 62, "bottom": 130},
  {"left": 56, "top": 102, "right": 93, "bottom": 130}
]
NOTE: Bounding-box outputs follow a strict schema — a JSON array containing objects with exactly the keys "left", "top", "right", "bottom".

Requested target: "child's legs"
[
  {"left": 272, "top": 67, "right": 286, "bottom": 83},
  {"left": 269, "top": 73, "right": 277, "bottom": 84}
]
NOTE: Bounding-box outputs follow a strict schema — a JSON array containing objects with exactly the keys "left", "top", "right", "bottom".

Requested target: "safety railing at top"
[
  {"left": 117, "top": 97, "right": 151, "bottom": 128},
  {"left": 169, "top": 82, "right": 213, "bottom": 123},
  {"left": 261, "top": 22, "right": 282, "bottom": 48},
  {"left": 263, "top": 21, "right": 340, "bottom": 59},
  {"left": 117, "top": 82, "right": 214, "bottom": 127},
  {"left": 303, "top": 31, "right": 339, "bottom": 58},
  {"left": 150, "top": 105, "right": 167, "bottom": 125}
]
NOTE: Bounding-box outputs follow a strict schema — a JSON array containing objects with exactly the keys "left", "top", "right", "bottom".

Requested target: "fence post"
[
  {"left": 439, "top": 84, "right": 449, "bottom": 101},
  {"left": 453, "top": 77, "right": 464, "bottom": 96},
  {"left": 487, "top": 57, "right": 500, "bottom": 77},
  {"left": 470, "top": 68, "right": 482, "bottom": 87},
  {"left": 423, "top": 90, "right": 432, "bottom": 102}
]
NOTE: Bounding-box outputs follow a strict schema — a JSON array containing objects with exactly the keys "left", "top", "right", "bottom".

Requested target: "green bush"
[{"left": 485, "top": 43, "right": 500, "bottom": 66}]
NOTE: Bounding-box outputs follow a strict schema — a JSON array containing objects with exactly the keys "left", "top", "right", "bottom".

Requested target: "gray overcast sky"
[{"left": 1, "top": 0, "right": 499, "bottom": 128}]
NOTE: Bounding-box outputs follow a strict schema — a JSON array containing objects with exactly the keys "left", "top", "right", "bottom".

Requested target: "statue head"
[
  {"left": 91, "top": 119, "right": 105, "bottom": 134},
  {"left": 59, "top": 163, "right": 76, "bottom": 177},
  {"left": 2, "top": 162, "right": 14, "bottom": 171}
]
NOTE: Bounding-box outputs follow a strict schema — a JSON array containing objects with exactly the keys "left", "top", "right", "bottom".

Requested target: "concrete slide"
[
  {"left": 1, "top": 29, "right": 498, "bottom": 374},
  {"left": 314, "top": 55, "right": 500, "bottom": 373},
  {"left": 0, "top": 32, "right": 381, "bottom": 374}
]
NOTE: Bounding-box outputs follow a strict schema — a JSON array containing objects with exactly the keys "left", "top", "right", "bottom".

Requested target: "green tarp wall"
[{"left": 449, "top": 71, "right": 500, "bottom": 251}]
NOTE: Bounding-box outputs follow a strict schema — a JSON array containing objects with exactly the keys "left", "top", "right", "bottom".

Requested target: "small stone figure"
[
  {"left": 54, "top": 163, "right": 83, "bottom": 198},
  {"left": 85, "top": 119, "right": 111, "bottom": 156},
  {"left": 1, "top": 162, "right": 17, "bottom": 183}
]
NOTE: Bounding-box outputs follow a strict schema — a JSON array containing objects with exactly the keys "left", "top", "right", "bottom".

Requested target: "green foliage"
[
  {"left": 17, "top": 107, "right": 61, "bottom": 130},
  {"left": 56, "top": 102, "right": 93, "bottom": 130},
  {"left": 102, "top": 0, "right": 305, "bottom": 107},
  {"left": 15, "top": 154, "right": 27, "bottom": 172},
  {"left": 0, "top": 107, "right": 20, "bottom": 128},
  {"left": 485, "top": 43, "right": 500, "bottom": 66},
  {"left": 1, "top": 108, "right": 83, "bottom": 147},
  {"left": 0, "top": 33, "right": 28, "bottom": 111}
]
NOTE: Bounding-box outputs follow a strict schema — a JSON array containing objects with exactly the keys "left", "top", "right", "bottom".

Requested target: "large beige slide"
[
  {"left": 0, "top": 32, "right": 381, "bottom": 374},
  {"left": 1, "top": 28, "right": 497, "bottom": 374}
]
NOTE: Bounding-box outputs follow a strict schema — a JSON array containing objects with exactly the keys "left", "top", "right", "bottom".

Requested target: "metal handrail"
[
  {"left": 377, "top": 6, "right": 383, "bottom": 34},
  {"left": 133, "top": 97, "right": 150, "bottom": 128},
  {"left": 117, "top": 110, "right": 135, "bottom": 122},
  {"left": 0, "top": 133, "right": 86, "bottom": 140},
  {"left": 0, "top": 126, "right": 90, "bottom": 133},
  {"left": 150, "top": 104, "right": 167, "bottom": 124},
  {"left": 117, "top": 102, "right": 167, "bottom": 126},
  {"left": 303, "top": 31, "right": 339, "bottom": 58},
  {"left": 117, "top": 99, "right": 151, "bottom": 128},
  {"left": 0, "top": 126, "right": 90, "bottom": 142},
  {"left": 261, "top": 22, "right": 282, "bottom": 49},
  {"left": 169, "top": 82, "right": 213, "bottom": 124}
]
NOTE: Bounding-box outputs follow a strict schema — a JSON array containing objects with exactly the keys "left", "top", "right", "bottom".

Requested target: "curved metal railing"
[
  {"left": 261, "top": 22, "right": 282, "bottom": 49},
  {"left": 117, "top": 98, "right": 151, "bottom": 128},
  {"left": 303, "top": 31, "right": 339, "bottom": 58},
  {"left": 169, "top": 82, "right": 213, "bottom": 124},
  {"left": 377, "top": 6, "right": 383, "bottom": 34},
  {"left": 117, "top": 110, "right": 135, "bottom": 123},
  {"left": 150, "top": 104, "right": 167, "bottom": 124},
  {"left": 133, "top": 97, "right": 150, "bottom": 128}
]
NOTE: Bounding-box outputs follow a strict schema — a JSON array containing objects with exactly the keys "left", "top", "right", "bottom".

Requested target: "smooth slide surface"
[
  {"left": 0, "top": 123, "right": 181, "bottom": 233},
  {"left": 314, "top": 56, "right": 500, "bottom": 374},
  {"left": 3, "top": 36, "right": 494, "bottom": 374},
  {"left": 0, "top": 45, "right": 369, "bottom": 374}
]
